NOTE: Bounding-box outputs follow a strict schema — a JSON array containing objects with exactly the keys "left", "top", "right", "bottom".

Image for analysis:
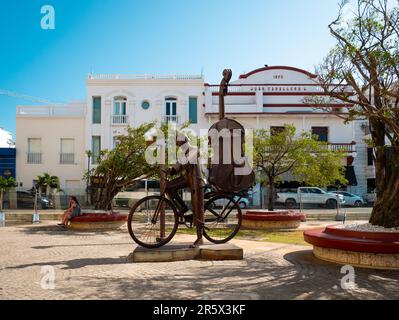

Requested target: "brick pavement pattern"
[{"left": 0, "top": 222, "right": 399, "bottom": 300}]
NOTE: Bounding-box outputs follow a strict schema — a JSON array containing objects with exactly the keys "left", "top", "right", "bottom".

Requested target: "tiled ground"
[{"left": 0, "top": 222, "right": 398, "bottom": 300}]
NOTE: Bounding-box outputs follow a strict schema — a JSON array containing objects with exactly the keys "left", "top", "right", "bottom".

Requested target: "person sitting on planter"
[{"left": 58, "top": 196, "right": 81, "bottom": 228}]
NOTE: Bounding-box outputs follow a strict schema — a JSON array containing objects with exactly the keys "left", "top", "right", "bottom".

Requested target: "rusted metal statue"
[
  {"left": 208, "top": 69, "right": 255, "bottom": 193},
  {"left": 167, "top": 133, "right": 205, "bottom": 248},
  {"left": 127, "top": 69, "right": 253, "bottom": 249}
]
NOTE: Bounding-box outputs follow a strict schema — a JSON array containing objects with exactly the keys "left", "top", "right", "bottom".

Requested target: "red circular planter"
[
  {"left": 242, "top": 210, "right": 303, "bottom": 230},
  {"left": 69, "top": 212, "right": 127, "bottom": 231},
  {"left": 304, "top": 225, "right": 399, "bottom": 269}
]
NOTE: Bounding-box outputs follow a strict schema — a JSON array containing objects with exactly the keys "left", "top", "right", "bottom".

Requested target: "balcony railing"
[
  {"left": 112, "top": 114, "right": 129, "bottom": 125},
  {"left": 328, "top": 143, "right": 356, "bottom": 153},
  {"left": 89, "top": 74, "right": 203, "bottom": 80},
  {"left": 27, "top": 153, "right": 42, "bottom": 164},
  {"left": 17, "top": 105, "right": 86, "bottom": 117},
  {"left": 262, "top": 143, "right": 356, "bottom": 154},
  {"left": 60, "top": 153, "right": 75, "bottom": 164},
  {"left": 162, "top": 115, "right": 180, "bottom": 124}
]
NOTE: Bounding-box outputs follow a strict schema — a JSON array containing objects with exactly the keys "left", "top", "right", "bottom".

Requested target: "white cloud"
[{"left": 0, "top": 128, "right": 14, "bottom": 148}]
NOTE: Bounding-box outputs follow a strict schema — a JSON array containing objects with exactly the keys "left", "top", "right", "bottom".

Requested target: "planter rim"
[
  {"left": 71, "top": 212, "right": 126, "bottom": 223},
  {"left": 304, "top": 226, "right": 399, "bottom": 254},
  {"left": 245, "top": 210, "right": 296, "bottom": 215},
  {"left": 325, "top": 225, "right": 399, "bottom": 241}
]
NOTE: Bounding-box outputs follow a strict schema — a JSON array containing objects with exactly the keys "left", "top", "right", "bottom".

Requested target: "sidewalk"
[{"left": 0, "top": 221, "right": 397, "bottom": 300}]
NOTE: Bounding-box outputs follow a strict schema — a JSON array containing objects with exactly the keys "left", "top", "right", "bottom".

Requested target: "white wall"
[
  {"left": 86, "top": 78, "right": 206, "bottom": 153},
  {"left": 16, "top": 116, "right": 86, "bottom": 194}
]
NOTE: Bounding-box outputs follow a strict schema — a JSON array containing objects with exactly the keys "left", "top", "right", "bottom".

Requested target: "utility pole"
[
  {"left": 32, "top": 185, "right": 40, "bottom": 223},
  {"left": 86, "top": 152, "right": 91, "bottom": 206}
]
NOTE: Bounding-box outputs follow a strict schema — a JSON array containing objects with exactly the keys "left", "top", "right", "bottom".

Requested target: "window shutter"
[{"left": 189, "top": 97, "right": 198, "bottom": 124}]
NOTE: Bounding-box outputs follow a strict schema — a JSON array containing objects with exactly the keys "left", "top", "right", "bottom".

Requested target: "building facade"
[
  {"left": 16, "top": 66, "right": 371, "bottom": 198},
  {"left": 0, "top": 148, "right": 16, "bottom": 179}
]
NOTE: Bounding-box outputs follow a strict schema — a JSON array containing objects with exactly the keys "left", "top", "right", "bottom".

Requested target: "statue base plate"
[{"left": 127, "top": 243, "right": 243, "bottom": 263}]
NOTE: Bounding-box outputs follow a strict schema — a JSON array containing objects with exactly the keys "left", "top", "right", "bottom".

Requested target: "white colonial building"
[
  {"left": 16, "top": 73, "right": 205, "bottom": 194},
  {"left": 16, "top": 65, "right": 372, "bottom": 200}
]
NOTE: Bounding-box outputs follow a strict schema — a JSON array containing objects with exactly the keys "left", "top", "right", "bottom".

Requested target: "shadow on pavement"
[{"left": 6, "top": 256, "right": 128, "bottom": 270}]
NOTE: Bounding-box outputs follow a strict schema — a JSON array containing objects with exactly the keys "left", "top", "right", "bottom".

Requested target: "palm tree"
[
  {"left": 35, "top": 173, "right": 60, "bottom": 197},
  {"left": 0, "top": 177, "right": 17, "bottom": 212}
]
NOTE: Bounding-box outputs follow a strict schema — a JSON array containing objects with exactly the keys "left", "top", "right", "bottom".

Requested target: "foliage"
[
  {"left": 253, "top": 125, "right": 347, "bottom": 210},
  {"left": 89, "top": 122, "right": 159, "bottom": 210},
  {"left": 0, "top": 176, "right": 17, "bottom": 190},
  {"left": 0, "top": 176, "right": 17, "bottom": 212},
  {"left": 35, "top": 173, "right": 60, "bottom": 196},
  {"left": 312, "top": 0, "right": 399, "bottom": 227}
]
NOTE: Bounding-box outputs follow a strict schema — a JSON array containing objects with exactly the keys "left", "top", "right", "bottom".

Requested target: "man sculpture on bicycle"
[{"left": 167, "top": 132, "right": 205, "bottom": 248}]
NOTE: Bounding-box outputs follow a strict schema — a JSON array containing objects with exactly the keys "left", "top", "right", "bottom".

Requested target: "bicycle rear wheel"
[
  {"left": 127, "top": 195, "right": 178, "bottom": 248},
  {"left": 203, "top": 194, "right": 242, "bottom": 244}
]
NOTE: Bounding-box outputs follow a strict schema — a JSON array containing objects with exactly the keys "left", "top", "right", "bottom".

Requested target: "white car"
[
  {"left": 363, "top": 190, "right": 376, "bottom": 204},
  {"left": 276, "top": 187, "right": 345, "bottom": 208},
  {"left": 211, "top": 196, "right": 249, "bottom": 209},
  {"left": 330, "top": 191, "right": 364, "bottom": 207}
]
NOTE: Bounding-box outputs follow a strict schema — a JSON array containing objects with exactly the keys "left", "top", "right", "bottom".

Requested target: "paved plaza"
[{"left": 1, "top": 222, "right": 399, "bottom": 300}]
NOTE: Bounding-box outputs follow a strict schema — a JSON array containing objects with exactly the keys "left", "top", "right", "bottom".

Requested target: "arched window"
[
  {"left": 112, "top": 96, "right": 128, "bottom": 124},
  {"left": 114, "top": 96, "right": 127, "bottom": 115},
  {"left": 164, "top": 97, "right": 177, "bottom": 122}
]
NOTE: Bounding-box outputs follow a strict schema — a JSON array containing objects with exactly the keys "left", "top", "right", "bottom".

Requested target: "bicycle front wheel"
[
  {"left": 127, "top": 195, "right": 179, "bottom": 248},
  {"left": 203, "top": 194, "right": 242, "bottom": 244}
]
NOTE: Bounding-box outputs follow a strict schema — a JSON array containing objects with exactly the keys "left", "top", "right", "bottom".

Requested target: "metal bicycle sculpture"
[
  {"left": 127, "top": 172, "right": 245, "bottom": 248},
  {"left": 127, "top": 69, "right": 255, "bottom": 248}
]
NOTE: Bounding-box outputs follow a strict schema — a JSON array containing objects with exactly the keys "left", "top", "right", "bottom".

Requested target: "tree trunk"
[
  {"left": 268, "top": 179, "right": 274, "bottom": 211},
  {"left": 94, "top": 187, "right": 119, "bottom": 211},
  {"left": 368, "top": 119, "right": 399, "bottom": 228},
  {"left": 369, "top": 170, "right": 399, "bottom": 228}
]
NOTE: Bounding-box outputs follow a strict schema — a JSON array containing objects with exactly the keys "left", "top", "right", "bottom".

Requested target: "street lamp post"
[
  {"left": 86, "top": 151, "right": 91, "bottom": 206},
  {"left": 0, "top": 188, "right": 4, "bottom": 226},
  {"left": 32, "top": 184, "right": 40, "bottom": 223}
]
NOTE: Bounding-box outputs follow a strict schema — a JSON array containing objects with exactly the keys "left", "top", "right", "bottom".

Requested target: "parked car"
[
  {"left": 211, "top": 196, "right": 249, "bottom": 209},
  {"left": 2, "top": 190, "right": 54, "bottom": 209},
  {"left": 204, "top": 186, "right": 250, "bottom": 209},
  {"left": 330, "top": 191, "right": 364, "bottom": 207},
  {"left": 113, "top": 180, "right": 160, "bottom": 208},
  {"left": 363, "top": 190, "right": 376, "bottom": 204},
  {"left": 276, "top": 187, "right": 345, "bottom": 209}
]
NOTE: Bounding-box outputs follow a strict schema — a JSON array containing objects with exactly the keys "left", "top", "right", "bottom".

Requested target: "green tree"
[
  {"left": 35, "top": 173, "right": 60, "bottom": 197},
  {"left": 253, "top": 125, "right": 347, "bottom": 210},
  {"left": 0, "top": 177, "right": 17, "bottom": 212},
  {"left": 312, "top": 0, "right": 399, "bottom": 227},
  {"left": 89, "top": 123, "right": 158, "bottom": 210}
]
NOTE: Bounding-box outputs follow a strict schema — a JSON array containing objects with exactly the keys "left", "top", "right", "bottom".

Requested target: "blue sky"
[{"left": 0, "top": 0, "right": 341, "bottom": 137}]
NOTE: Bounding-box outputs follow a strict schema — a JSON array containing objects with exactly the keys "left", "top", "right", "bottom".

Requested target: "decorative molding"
[
  {"left": 155, "top": 89, "right": 189, "bottom": 99},
  {"left": 239, "top": 66, "right": 318, "bottom": 79},
  {"left": 104, "top": 89, "right": 136, "bottom": 101}
]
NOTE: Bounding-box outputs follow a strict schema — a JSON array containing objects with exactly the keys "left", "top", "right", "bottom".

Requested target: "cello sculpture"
[{"left": 208, "top": 69, "right": 255, "bottom": 193}]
